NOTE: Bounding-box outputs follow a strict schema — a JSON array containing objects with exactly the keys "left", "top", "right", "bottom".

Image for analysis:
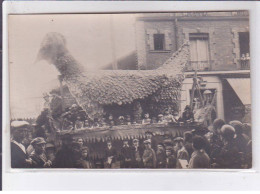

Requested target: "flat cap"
[
  {"left": 229, "top": 120, "right": 244, "bottom": 134},
  {"left": 11, "top": 121, "right": 29, "bottom": 129},
  {"left": 45, "top": 143, "right": 55, "bottom": 149},
  {"left": 163, "top": 138, "right": 173, "bottom": 145},
  {"left": 81, "top": 146, "right": 89, "bottom": 152},
  {"left": 165, "top": 146, "right": 173, "bottom": 151},
  {"left": 31, "top": 137, "right": 46, "bottom": 146},
  {"left": 143, "top": 139, "right": 151, "bottom": 144},
  {"left": 157, "top": 142, "right": 164, "bottom": 147}
]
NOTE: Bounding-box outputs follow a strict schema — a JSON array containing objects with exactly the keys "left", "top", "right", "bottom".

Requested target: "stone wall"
[{"left": 136, "top": 15, "right": 249, "bottom": 71}]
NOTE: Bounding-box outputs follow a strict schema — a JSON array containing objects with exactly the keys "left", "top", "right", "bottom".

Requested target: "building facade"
[{"left": 135, "top": 11, "right": 251, "bottom": 123}]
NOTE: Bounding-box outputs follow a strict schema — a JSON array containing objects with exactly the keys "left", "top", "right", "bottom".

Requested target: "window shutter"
[
  {"left": 163, "top": 30, "right": 172, "bottom": 50},
  {"left": 146, "top": 29, "right": 157, "bottom": 50}
]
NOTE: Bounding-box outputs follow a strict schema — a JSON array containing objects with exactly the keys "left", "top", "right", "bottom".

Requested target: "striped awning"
[
  {"left": 226, "top": 78, "right": 251, "bottom": 105},
  {"left": 57, "top": 123, "right": 201, "bottom": 143}
]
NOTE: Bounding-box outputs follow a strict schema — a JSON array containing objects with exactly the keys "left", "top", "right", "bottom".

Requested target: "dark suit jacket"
[
  {"left": 11, "top": 142, "right": 28, "bottom": 168},
  {"left": 121, "top": 146, "right": 134, "bottom": 161},
  {"left": 104, "top": 147, "right": 117, "bottom": 163},
  {"left": 30, "top": 153, "right": 47, "bottom": 168}
]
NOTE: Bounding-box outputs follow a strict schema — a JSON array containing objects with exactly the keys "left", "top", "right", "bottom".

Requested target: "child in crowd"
[
  {"left": 142, "top": 113, "right": 151, "bottom": 124},
  {"left": 174, "top": 137, "right": 189, "bottom": 168},
  {"left": 75, "top": 116, "right": 84, "bottom": 130},
  {"left": 158, "top": 114, "right": 167, "bottom": 124}
]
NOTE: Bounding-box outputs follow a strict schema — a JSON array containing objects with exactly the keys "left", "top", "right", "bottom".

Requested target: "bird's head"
[{"left": 36, "top": 32, "right": 68, "bottom": 65}]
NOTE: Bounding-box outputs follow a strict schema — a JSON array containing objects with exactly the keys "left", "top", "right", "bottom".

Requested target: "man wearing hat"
[
  {"left": 131, "top": 139, "right": 144, "bottom": 168},
  {"left": 30, "top": 137, "right": 52, "bottom": 168},
  {"left": 174, "top": 137, "right": 189, "bottom": 168},
  {"left": 145, "top": 131, "right": 157, "bottom": 151},
  {"left": 142, "top": 139, "right": 156, "bottom": 168},
  {"left": 104, "top": 140, "right": 117, "bottom": 168},
  {"left": 210, "top": 119, "right": 225, "bottom": 162},
  {"left": 165, "top": 146, "right": 176, "bottom": 168},
  {"left": 183, "top": 131, "right": 193, "bottom": 158},
  {"left": 53, "top": 133, "right": 75, "bottom": 168},
  {"left": 229, "top": 120, "right": 248, "bottom": 154},
  {"left": 11, "top": 121, "right": 32, "bottom": 168},
  {"left": 156, "top": 143, "right": 166, "bottom": 168},
  {"left": 214, "top": 124, "right": 241, "bottom": 168},
  {"left": 45, "top": 142, "right": 56, "bottom": 162},
  {"left": 43, "top": 92, "right": 51, "bottom": 110},
  {"left": 120, "top": 140, "right": 134, "bottom": 168}
]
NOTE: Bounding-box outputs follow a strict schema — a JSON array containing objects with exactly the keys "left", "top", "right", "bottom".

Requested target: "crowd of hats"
[{"left": 10, "top": 117, "right": 252, "bottom": 168}]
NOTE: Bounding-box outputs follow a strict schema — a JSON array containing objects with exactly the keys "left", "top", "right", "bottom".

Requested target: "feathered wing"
[{"left": 64, "top": 42, "right": 189, "bottom": 119}]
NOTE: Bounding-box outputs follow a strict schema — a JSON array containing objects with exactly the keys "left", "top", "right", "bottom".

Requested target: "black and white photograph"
[{"left": 8, "top": 11, "right": 252, "bottom": 169}]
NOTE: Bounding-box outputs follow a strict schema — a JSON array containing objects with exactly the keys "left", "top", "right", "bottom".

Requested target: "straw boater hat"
[{"left": 174, "top": 137, "right": 184, "bottom": 143}]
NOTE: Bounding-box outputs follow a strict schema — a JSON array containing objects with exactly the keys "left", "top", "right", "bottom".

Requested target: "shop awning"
[{"left": 226, "top": 78, "right": 251, "bottom": 105}]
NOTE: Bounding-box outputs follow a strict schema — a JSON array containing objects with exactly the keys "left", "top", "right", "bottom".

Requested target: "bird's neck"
[{"left": 53, "top": 52, "right": 84, "bottom": 78}]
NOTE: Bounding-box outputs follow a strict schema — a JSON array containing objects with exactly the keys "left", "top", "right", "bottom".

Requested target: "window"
[
  {"left": 153, "top": 34, "right": 165, "bottom": 51},
  {"left": 239, "top": 32, "right": 250, "bottom": 57},
  {"left": 189, "top": 33, "right": 210, "bottom": 70}
]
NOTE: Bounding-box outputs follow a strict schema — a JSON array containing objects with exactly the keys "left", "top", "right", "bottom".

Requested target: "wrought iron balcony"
[
  {"left": 239, "top": 58, "right": 250, "bottom": 70},
  {"left": 186, "top": 60, "right": 213, "bottom": 71}
]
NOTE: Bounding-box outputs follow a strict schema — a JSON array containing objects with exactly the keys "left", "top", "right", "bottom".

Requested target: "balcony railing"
[
  {"left": 239, "top": 58, "right": 250, "bottom": 70},
  {"left": 186, "top": 60, "right": 213, "bottom": 71}
]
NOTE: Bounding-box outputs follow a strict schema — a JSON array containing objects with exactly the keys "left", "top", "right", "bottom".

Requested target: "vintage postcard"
[{"left": 8, "top": 11, "right": 251, "bottom": 169}]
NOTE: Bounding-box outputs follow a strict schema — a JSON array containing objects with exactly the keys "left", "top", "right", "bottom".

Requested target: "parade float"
[{"left": 36, "top": 32, "right": 206, "bottom": 161}]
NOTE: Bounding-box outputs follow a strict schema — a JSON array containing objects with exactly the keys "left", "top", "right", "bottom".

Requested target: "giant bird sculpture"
[{"left": 37, "top": 32, "right": 190, "bottom": 119}]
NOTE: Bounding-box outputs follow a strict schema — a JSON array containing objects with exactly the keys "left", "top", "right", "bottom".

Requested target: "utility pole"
[{"left": 110, "top": 14, "right": 118, "bottom": 70}]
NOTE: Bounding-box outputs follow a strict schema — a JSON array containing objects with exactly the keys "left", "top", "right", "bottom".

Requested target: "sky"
[{"left": 9, "top": 14, "right": 137, "bottom": 118}]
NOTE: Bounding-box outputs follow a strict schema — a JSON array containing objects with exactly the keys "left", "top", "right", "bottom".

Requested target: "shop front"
[{"left": 223, "top": 78, "right": 251, "bottom": 123}]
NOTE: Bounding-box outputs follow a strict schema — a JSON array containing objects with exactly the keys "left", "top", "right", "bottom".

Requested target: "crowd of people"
[
  {"left": 11, "top": 117, "right": 252, "bottom": 169},
  {"left": 39, "top": 103, "right": 195, "bottom": 132}
]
